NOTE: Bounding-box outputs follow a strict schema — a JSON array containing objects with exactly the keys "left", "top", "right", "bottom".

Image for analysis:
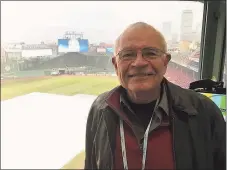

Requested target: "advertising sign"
[
  {"left": 97, "top": 48, "right": 106, "bottom": 53},
  {"left": 22, "top": 49, "right": 53, "bottom": 58},
  {"left": 106, "top": 47, "right": 114, "bottom": 53},
  {"left": 58, "top": 39, "right": 89, "bottom": 53}
]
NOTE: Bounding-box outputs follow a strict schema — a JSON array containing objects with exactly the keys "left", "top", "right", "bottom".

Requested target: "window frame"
[{"left": 199, "top": 1, "right": 226, "bottom": 81}]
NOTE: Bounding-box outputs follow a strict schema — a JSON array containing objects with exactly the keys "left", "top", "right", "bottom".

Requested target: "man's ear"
[
  {"left": 112, "top": 56, "right": 118, "bottom": 75},
  {"left": 163, "top": 53, "right": 171, "bottom": 66},
  {"left": 112, "top": 56, "right": 117, "bottom": 68}
]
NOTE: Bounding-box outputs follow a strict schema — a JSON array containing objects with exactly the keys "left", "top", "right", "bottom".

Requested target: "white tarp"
[{"left": 1, "top": 92, "right": 97, "bottom": 169}]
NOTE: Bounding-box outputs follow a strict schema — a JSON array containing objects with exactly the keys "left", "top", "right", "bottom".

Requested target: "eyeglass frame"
[{"left": 115, "top": 47, "right": 171, "bottom": 61}]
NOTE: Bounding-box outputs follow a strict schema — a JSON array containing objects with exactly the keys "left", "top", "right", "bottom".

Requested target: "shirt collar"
[{"left": 120, "top": 82, "right": 169, "bottom": 116}]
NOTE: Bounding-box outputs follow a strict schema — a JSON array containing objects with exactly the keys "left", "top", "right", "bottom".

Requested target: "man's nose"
[{"left": 131, "top": 51, "right": 148, "bottom": 67}]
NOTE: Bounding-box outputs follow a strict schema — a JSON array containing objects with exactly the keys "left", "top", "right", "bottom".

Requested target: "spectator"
[{"left": 84, "top": 22, "right": 226, "bottom": 170}]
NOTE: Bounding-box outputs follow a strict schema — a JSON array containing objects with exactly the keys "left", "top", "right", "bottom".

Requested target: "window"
[
  {"left": 1, "top": 1, "right": 204, "bottom": 169},
  {"left": 1, "top": 1, "right": 204, "bottom": 89}
]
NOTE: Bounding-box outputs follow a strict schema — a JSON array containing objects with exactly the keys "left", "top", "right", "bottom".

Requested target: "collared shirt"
[{"left": 119, "top": 82, "right": 170, "bottom": 144}]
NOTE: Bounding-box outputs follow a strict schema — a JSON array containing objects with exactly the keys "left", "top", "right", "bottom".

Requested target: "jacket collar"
[
  {"left": 105, "top": 78, "right": 198, "bottom": 116},
  {"left": 163, "top": 78, "right": 198, "bottom": 115},
  {"left": 119, "top": 82, "right": 169, "bottom": 116}
]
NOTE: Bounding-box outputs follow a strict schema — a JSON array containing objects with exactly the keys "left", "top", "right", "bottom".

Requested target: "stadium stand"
[
  {"left": 2, "top": 50, "right": 199, "bottom": 88},
  {"left": 38, "top": 52, "right": 87, "bottom": 69},
  {"left": 24, "top": 52, "right": 115, "bottom": 71}
]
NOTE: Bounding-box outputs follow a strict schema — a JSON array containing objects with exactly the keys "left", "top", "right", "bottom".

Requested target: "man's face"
[{"left": 112, "top": 26, "right": 170, "bottom": 93}]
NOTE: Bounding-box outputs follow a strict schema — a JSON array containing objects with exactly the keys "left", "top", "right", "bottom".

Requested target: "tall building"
[
  {"left": 180, "top": 10, "right": 193, "bottom": 42},
  {"left": 172, "top": 33, "right": 178, "bottom": 43},
  {"left": 162, "top": 22, "right": 172, "bottom": 41},
  {"left": 195, "top": 23, "right": 202, "bottom": 42}
]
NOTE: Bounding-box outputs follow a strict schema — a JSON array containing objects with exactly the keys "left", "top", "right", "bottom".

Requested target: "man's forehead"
[
  {"left": 115, "top": 24, "right": 166, "bottom": 53},
  {"left": 120, "top": 34, "right": 163, "bottom": 48}
]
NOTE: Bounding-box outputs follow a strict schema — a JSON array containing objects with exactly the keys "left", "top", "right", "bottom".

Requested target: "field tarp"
[{"left": 1, "top": 92, "right": 97, "bottom": 169}]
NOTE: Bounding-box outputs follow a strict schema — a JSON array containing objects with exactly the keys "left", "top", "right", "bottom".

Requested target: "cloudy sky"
[{"left": 1, "top": 1, "right": 204, "bottom": 44}]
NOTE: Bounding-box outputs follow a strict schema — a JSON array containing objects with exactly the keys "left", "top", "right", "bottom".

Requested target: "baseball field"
[
  {"left": 1, "top": 67, "right": 192, "bottom": 168},
  {"left": 1, "top": 67, "right": 195, "bottom": 169},
  {"left": 1, "top": 75, "right": 119, "bottom": 101}
]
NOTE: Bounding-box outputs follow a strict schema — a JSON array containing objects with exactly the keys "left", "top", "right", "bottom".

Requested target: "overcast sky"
[{"left": 1, "top": 1, "right": 204, "bottom": 44}]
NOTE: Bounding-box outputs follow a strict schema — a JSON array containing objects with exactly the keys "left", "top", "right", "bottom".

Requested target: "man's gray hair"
[{"left": 114, "top": 22, "right": 167, "bottom": 56}]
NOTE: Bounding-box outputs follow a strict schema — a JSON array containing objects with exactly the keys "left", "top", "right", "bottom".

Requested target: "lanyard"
[{"left": 119, "top": 98, "right": 160, "bottom": 170}]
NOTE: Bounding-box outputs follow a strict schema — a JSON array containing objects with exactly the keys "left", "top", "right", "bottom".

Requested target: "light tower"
[{"left": 63, "top": 31, "right": 83, "bottom": 40}]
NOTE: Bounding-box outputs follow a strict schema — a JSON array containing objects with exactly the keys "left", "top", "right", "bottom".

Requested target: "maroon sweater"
[
  {"left": 114, "top": 99, "right": 175, "bottom": 169},
  {"left": 114, "top": 123, "right": 174, "bottom": 169}
]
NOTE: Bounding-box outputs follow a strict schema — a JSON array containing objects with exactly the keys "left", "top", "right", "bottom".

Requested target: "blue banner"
[
  {"left": 58, "top": 39, "right": 69, "bottom": 52},
  {"left": 78, "top": 39, "right": 89, "bottom": 52}
]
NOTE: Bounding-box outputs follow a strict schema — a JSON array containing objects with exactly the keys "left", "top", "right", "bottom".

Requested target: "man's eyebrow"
[{"left": 119, "top": 46, "right": 164, "bottom": 52}]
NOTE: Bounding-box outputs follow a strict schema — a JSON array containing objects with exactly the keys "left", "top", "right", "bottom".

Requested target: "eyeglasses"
[{"left": 116, "top": 47, "right": 170, "bottom": 61}]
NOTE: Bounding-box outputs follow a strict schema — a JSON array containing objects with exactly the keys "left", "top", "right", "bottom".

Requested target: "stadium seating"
[
  {"left": 24, "top": 52, "right": 114, "bottom": 72},
  {"left": 11, "top": 51, "right": 198, "bottom": 88},
  {"left": 38, "top": 52, "right": 87, "bottom": 69}
]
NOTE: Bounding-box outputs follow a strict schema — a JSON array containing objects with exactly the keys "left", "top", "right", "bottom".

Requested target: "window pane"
[
  {"left": 1, "top": 1, "right": 204, "bottom": 169},
  {"left": 164, "top": 2, "right": 203, "bottom": 88}
]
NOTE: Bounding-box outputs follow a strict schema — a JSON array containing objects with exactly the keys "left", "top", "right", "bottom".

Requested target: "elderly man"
[{"left": 84, "top": 22, "right": 226, "bottom": 170}]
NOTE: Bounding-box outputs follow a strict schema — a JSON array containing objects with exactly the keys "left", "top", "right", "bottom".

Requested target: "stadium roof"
[
  {"left": 83, "top": 51, "right": 113, "bottom": 57},
  {"left": 22, "top": 44, "right": 57, "bottom": 50}
]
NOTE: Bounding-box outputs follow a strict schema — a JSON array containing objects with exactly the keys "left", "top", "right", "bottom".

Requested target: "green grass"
[
  {"left": 61, "top": 150, "right": 85, "bottom": 169},
  {"left": 1, "top": 75, "right": 119, "bottom": 100}
]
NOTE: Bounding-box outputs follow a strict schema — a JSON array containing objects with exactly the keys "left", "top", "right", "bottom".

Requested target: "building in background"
[
  {"left": 162, "top": 22, "right": 172, "bottom": 42},
  {"left": 1, "top": 42, "right": 59, "bottom": 72},
  {"left": 99, "top": 42, "right": 114, "bottom": 54},
  {"left": 180, "top": 10, "right": 193, "bottom": 42},
  {"left": 46, "top": 43, "right": 58, "bottom": 57},
  {"left": 21, "top": 44, "right": 54, "bottom": 59},
  {"left": 1, "top": 43, "right": 23, "bottom": 72},
  {"left": 194, "top": 23, "right": 202, "bottom": 42},
  {"left": 4, "top": 43, "right": 23, "bottom": 60},
  {"left": 171, "top": 33, "right": 178, "bottom": 43}
]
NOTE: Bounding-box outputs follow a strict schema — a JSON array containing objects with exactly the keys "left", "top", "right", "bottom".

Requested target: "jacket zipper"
[{"left": 172, "top": 115, "right": 177, "bottom": 170}]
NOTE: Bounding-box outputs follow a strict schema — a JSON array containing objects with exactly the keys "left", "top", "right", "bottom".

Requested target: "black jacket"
[{"left": 84, "top": 80, "right": 226, "bottom": 170}]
